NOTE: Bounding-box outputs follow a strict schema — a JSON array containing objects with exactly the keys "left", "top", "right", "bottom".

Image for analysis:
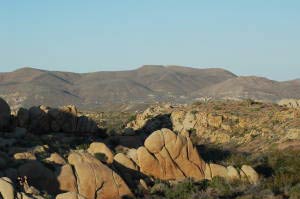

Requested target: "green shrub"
[
  {"left": 289, "top": 183, "right": 300, "bottom": 199},
  {"left": 164, "top": 180, "right": 198, "bottom": 199}
]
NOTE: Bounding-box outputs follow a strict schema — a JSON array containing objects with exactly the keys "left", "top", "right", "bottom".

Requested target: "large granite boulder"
[
  {"left": 136, "top": 128, "right": 206, "bottom": 180},
  {"left": 67, "top": 152, "right": 133, "bottom": 199}
]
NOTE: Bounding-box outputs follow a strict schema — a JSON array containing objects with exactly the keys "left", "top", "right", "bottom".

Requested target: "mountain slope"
[
  {"left": 0, "top": 66, "right": 299, "bottom": 110},
  {"left": 193, "top": 76, "right": 300, "bottom": 101}
]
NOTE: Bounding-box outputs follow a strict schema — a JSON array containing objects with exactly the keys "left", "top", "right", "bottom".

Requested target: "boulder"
[
  {"left": 135, "top": 128, "right": 206, "bottom": 181},
  {"left": 0, "top": 97, "right": 11, "bottom": 131},
  {"left": 56, "top": 192, "right": 86, "bottom": 199},
  {"left": 87, "top": 142, "right": 114, "bottom": 164},
  {"left": 68, "top": 152, "right": 133, "bottom": 199},
  {"left": 0, "top": 177, "right": 15, "bottom": 199},
  {"left": 55, "top": 164, "right": 77, "bottom": 193},
  {"left": 14, "top": 152, "right": 37, "bottom": 160},
  {"left": 46, "top": 153, "right": 67, "bottom": 165},
  {"left": 114, "top": 153, "right": 138, "bottom": 171},
  {"left": 240, "top": 165, "right": 259, "bottom": 184}
]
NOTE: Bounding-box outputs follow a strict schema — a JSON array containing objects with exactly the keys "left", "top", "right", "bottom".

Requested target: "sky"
[{"left": 0, "top": 0, "right": 299, "bottom": 81}]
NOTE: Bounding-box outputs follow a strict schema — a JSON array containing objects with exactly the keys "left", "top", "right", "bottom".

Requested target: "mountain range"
[{"left": 0, "top": 65, "right": 299, "bottom": 110}]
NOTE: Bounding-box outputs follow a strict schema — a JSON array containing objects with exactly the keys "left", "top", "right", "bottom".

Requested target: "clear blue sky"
[{"left": 0, "top": 0, "right": 299, "bottom": 80}]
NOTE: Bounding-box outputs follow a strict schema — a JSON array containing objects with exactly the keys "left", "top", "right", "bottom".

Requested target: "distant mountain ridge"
[{"left": 0, "top": 65, "right": 299, "bottom": 110}]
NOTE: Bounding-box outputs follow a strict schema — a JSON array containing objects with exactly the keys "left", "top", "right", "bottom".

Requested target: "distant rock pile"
[
  {"left": 16, "top": 104, "right": 99, "bottom": 134},
  {"left": 278, "top": 99, "right": 300, "bottom": 108}
]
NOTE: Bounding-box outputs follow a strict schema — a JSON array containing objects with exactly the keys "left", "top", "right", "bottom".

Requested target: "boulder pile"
[
  {"left": 114, "top": 128, "right": 259, "bottom": 183},
  {"left": 278, "top": 99, "right": 300, "bottom": 108},
  {"left": 16, "top": 105, "right": 99, "bottom": 134}
]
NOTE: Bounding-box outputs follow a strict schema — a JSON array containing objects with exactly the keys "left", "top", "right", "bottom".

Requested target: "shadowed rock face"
[
  {"left": 16, "top": 105, "right": 99, "bottom": 134},
  {"left": 0, "top": 97, "right": 11, "bottom": 131}
]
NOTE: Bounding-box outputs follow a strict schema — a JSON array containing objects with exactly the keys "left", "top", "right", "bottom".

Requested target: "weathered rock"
[
  {"left": 14, "top": 152, "right": 37, "bottom": 160},
  {"left": 0, "top": 97, "right": 11, "bottom": 131},
  {"left": 0, "top": 177, "right": 15, "bottom": 199},
  {"left": 46, "top": 153, "right": 67, "bottom": 165},
  {"left": 56, "top": 192, "right": 87, "bottom": 199},
  {"left": 87, "top": 142, "right": 114, "bottom": 164},
  {"left": 135, "top": 128, "right": 206, "bottom": 181},
  {"left": 209, "top": 163, "right": 228, "bottom": 179},
  {"left": 241, "top": 165, "right": 259, "bottom": 184},
  {"left": 68, "top": 152, "right": 133, "bottom": 199},
  {"left": 55, "top": 164, "right": 77, "bottom": 193},
  {"left": 226, "top": 166, "right": 240, "bottom": 180}
]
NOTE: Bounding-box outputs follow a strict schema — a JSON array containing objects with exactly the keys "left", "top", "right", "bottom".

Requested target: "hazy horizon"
[{"left": 1, "top": 1, "right": 299, "bottom": 80}]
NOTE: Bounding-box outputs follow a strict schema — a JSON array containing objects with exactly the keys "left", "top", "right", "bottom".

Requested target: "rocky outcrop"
[
  {"left": 278, "top": 99, "right": 300, "bottom": 108},
  {"left": 16, "top": 105, "right": 99, "bottom": 134},
  {"left": 68, "top": 152, "right": 133, "bottom": 199},
  {"left": 0, "top": 97, "right": 11, "bottom": 131},
  {"left": 136, "top": 128, "right": 206, "bottom": 180},
  {"left": 126, "top": 105, "right": 174, "bottom": 133},
  {"left": 115, "top": 128, "right": 259, "bottom": 184}
]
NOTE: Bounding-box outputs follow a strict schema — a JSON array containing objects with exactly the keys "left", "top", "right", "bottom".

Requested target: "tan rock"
[
  {"left": 14, "top": 152, "right": 36, "bottom": 160},
  {"left": 226, "top": 166, "right": 240, "bottom": 180},
  {"left": 87, "top": 142, "right": 114, "bottom": 164},
  {"left": 68, "top": 152, "right": 133, "bottom": 199},
  {"left": 0, "top": 177, "right": 15, "bottom": 199},
  {"left": 56, "top": 192, "right": 87, "bottom": 199},
  {"left": 209, "top": 163, "right": 228, "bottom": 178},
  {"left": 136, "top": 128, "right": 206, "bottom": 181},
  {"left": 56, "top": 164, "right": 77, "bottom": 193},
  {"left": 114, "top": 153, "right": 138, "bottom": 171},
  {"left": 241, "top": 165, "right": 259, "bottom": 184},
  {"left": 46, "top": 153, "right": 67, "bottom": 165},
  {"left": 144, "top": 130, "right": 165, "bottom": 153}
]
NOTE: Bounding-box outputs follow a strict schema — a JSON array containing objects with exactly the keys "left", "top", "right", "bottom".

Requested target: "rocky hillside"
[
  {"left": 1, "top": 65, "right": 299, "bottom": 111},
  {"left": 1, "top": 97, "right": 300, "bottom": 198},
  {"left": 127, "top": 100, "right": 300, "bottom": 152}
]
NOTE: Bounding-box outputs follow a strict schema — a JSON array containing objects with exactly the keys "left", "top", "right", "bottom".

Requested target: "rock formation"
[
  {"left": 0, "top": 97, "right": 11, "bottom": 131},
  {"left": 114, "top": 128, "right": 259, "bottom": 183},
  {"left": 278, "top": 99, "right": 300, "bottom": 108},
  {"left": 16, "top": 105, "right": 99, "bottom": 134}
]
